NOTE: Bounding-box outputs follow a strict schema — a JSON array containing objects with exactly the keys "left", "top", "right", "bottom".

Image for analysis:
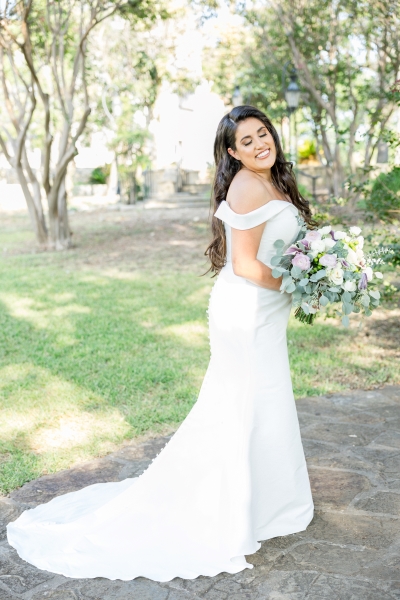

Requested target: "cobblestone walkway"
[{"left": 1, "top": 385, "right": 399, "bottom": 599}]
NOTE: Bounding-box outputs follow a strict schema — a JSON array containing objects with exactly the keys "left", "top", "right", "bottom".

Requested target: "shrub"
[
  {"left": 366, "top": 167, "right": 400, "bottom": 223},
  {"left": 298, "top": 139, "right": 317, "bottom": 161},
  {"left": 90, "top": 165, "right": 111, "bottom": 185}
]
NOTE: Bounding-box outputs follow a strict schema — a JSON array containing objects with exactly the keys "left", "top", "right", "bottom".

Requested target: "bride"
[{"left": 7, "top": 105, "right": 314, "bottom": 582}]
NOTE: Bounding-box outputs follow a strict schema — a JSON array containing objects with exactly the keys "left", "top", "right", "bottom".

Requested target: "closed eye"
[{"left": 243, "top": 132, "right": 268, "bottom": 147}]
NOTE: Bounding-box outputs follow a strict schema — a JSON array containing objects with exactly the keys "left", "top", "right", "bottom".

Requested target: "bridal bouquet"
[{"left": 271, "top": 217, "right": 383, "bottom": 326}]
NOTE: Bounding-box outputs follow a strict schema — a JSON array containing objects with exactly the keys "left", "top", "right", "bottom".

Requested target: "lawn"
[{"left": 0, "top": 205, "right": 399, "bottom": 494}]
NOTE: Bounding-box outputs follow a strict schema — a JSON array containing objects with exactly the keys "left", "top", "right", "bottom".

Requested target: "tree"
[
  {"left": 206, "top": 1, "right": 400, "bottom": 198},
  {"left": 90, "top": 16, "right": 168, "bottom": 203},
  {"left": 0, "top": 0, "right": 164, "bottom": 249},
  {"left": 272, "top": 0, "right": 400, "bottom": 196}
]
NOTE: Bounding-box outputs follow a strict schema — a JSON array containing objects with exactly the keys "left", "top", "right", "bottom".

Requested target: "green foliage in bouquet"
[{"left": 271, "top": 217, "right": 383, "bottom": 326}]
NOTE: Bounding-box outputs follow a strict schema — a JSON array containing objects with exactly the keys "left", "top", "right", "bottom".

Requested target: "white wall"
[{"left": 150, "top": 81, "right": 226, "bottom": 176}]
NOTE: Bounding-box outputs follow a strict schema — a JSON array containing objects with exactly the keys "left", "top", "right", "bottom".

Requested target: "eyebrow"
[{"left": 240, "top": 126, "right": 267, "bottom": 143}]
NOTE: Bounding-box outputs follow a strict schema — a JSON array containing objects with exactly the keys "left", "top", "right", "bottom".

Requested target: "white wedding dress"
[{"left": 7, "top": 199, "right": 314, "bottom": 582}]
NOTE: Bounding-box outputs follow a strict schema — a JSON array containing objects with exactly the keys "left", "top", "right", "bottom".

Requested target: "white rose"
[
  {"left": 311, "top": 240, "right": 326, "bottom": 253},
  {"left": 324, "top": 238, "right": 336, "bottom": 250},
  {"left": 375, "top": 271, "right": 383, "bottom": 279},
  {"left": 334, "top": 231, "right": 347, "bottom": 240},
  {"left": 346, "top": 248, "right": 359, "bottom": 265},
  {"left": 356, "top": 235, "right": 364, "bottom": 249},
  {"left": 319, "top": 225, "right": 332, "bottom": 236},
  {"left": 364, "top": 266, "right": 373, "bottom": 281},
  {"left": 342, "top": 280, "right": 356, "bottom": 292},
  {"left": 329, "top": 266, "right": 344, "bottom": 285},
  {"left": 356, "top": 248, "right": 365, "bottom": 267},
  {"left": 349, "top": 226, "right": 362, "bottom": 236}
]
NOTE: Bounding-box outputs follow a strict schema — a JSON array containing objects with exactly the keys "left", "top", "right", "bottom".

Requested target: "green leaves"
[
  {"left": 319, "top": 295, "right": 329, "bottom": 307},
  {"left": 342, "top": 302, "right": 354, "bottom": 315},
  {"left": 274, "top": 239, "right": 285, "bottom": 249},
  {"left": 342, "top": 291, "right": 352, "bottom": 303},
  {"left": 342, "top": 315, "right": 350, "bottom": 327},
  {"left": 310, "top": 269, "right": 326, "bottom": 282},
  {"left": 272, "top": 267, "right": 287, "bottom": 278},
  {"left": 369, "top": 290, "right": 380, "bottom": 300},
  {"left": 270, "top": 255, "right": 283, "bottom": 266},
  {"left": 360, "top": 294, "right": 370, "bottom": 306},
  {"left": 291, "top": 265, "right": 302, "bottom": 278}
]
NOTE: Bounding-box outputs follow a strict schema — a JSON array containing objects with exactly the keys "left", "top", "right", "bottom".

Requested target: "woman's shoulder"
[{"left": 226, "top": 170, "right": 272, "bottom": 215}]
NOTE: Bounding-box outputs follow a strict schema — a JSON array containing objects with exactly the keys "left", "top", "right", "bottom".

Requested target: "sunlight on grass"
[
  {"left": 0, "top": 293, "right": 91, "bottom": 331},
  {"left": 160, "top": 322, "right": 209, "bottom": 347},
  {"left": 0, "top": 242, "right": 398, "bottom": 494}
]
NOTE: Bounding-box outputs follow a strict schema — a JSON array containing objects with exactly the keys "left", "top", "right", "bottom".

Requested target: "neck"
[{"left": 243, "top": 167, "right": 272, "bottom": 182}]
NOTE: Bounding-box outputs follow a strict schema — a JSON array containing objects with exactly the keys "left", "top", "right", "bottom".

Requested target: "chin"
[{"left": 253, "top": 158, "right": 275, "bottom": 170}]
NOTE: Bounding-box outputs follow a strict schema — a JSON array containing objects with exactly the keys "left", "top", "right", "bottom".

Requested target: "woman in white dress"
[{"left": 7, "top": 105, "right": 314, "bottom": 582}]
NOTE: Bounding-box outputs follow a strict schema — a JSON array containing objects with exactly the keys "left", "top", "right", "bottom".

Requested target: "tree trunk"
[
  {"left": 16, "top": 164, "right": 48, "bottom": 246},
  {"left": 48, "top": 174, "right": 71, "bottom": 250}
]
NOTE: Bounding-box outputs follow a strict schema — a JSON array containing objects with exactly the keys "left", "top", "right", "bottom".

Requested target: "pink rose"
[
  {"left": 292, "top": 253, "right": 311, "bottom": 271},
  {"left": 284, "top": 245, "right": 300, "bottom": 255},
  {"left": 305, "top": 230, "right": 321, "bottom": 242},
  {"left": 319, "top": 253, "right": 337, "bottom": 268}
]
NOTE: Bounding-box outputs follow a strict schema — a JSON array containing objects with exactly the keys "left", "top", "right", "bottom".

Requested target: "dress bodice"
[{"left": 214, "top": 200, "right": 300, "bottom": 269}]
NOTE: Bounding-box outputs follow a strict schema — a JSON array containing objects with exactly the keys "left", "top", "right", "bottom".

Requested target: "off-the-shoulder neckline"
[{"left": 222, "top": 199, "right": 296, "bottom": 216}]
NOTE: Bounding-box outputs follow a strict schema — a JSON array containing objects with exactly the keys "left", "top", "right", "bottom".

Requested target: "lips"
[{"left": 256, "top": 148, "right": 270, "bottom": 159}]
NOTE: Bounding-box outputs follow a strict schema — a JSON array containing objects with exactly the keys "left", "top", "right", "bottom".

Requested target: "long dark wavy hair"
[{"left": 204, "top": 105, "right": 314, "bottom": 275}]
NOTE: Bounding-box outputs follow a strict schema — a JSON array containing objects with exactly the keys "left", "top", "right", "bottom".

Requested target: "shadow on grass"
[
  {"left": 0, "top": 257, "right": 397, "bottom": 492},
  {"left": 0, "top": 261, "right": 212, "bottom": 492}
]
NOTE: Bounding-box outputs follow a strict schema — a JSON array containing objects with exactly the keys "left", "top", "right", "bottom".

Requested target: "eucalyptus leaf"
[
  {"left": 274, "top": 239, "right": 285, "bottom": 249},
  {"left": 301, "top": 303, "right": 310, "bottom": 315},
  {"left": 364, "top": 308, "right": 372, "bottom": 317},
  {"left": 272, "top": 268, "right": 282, "bottom": 278},
  {"left": 361, "top": 294, "right": 370, "bottom": 306},
  {"left": 319, "top": 295, "right": 329, "bottom": 307},
  {"left": 305, "top": 285, "right": 312, "bottom": 294},
  {"left": 286, "top": 282, "right": 296, "bottom": 293},
  {"left": 342, "top": 315, "right": 350, "bottom": 327},
  {"left": 291, "top": 265, "right": 302, "bottom": 278},
  {"left": 310, "top": 269, "right": 326, "bottom": 282},
  {"left": 282, "top": 276, "right": 293, "bottom": 289},
  {"left": 342, "top": 291, "right": 352, "bottom": 303},
  {"left": 329, "top": 286, "right": 340, "bottom": 293},
  {"left": 369, "top": 290, "right": 380, "bottom": 300},
  {"left": 270, "top": 255, "right": 282, "bottom": 266},
  {"left": 299, "top": 278, "right": 309, "bottom": 286},
  {"left": 343, "top": 302, "right": 354, "bottom": 315}
]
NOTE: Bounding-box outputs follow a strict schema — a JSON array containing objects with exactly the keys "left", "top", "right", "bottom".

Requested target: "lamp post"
[{"left": 282, "top": 66, "right": 300, "bottom": 162}]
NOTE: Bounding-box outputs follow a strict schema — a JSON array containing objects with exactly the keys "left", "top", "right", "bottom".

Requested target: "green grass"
[{"left": 0, "top": 223, "right": 399, "bottom": 494}]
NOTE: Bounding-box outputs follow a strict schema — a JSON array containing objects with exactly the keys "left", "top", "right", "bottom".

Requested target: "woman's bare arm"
[{"left": 229, "top": 174, "right": 282, "bottom": 290}]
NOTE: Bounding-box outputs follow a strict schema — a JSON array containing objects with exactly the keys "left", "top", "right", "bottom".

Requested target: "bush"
[
  {"left": 90, "top": 165, "right": 111, "bottom": 185},
  {"left": 298, "top": 139, "right": 317, "bottom": 161},
  {"left": 366, "top": 167, "right": 400, "bottom": 223}
]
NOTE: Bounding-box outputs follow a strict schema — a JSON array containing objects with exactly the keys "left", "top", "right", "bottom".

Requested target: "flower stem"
[{"left": 294, "top": 307, "right": 317, "bottom": 326}]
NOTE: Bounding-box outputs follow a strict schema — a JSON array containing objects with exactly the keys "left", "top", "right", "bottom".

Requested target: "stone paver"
[{"left": 1, "top": 385, "right": 399, "bottom": 599}]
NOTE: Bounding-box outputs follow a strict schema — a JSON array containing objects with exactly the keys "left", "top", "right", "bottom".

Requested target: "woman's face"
[{"left": 227, "top": 117, "right": 277, "bottom": 172}]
